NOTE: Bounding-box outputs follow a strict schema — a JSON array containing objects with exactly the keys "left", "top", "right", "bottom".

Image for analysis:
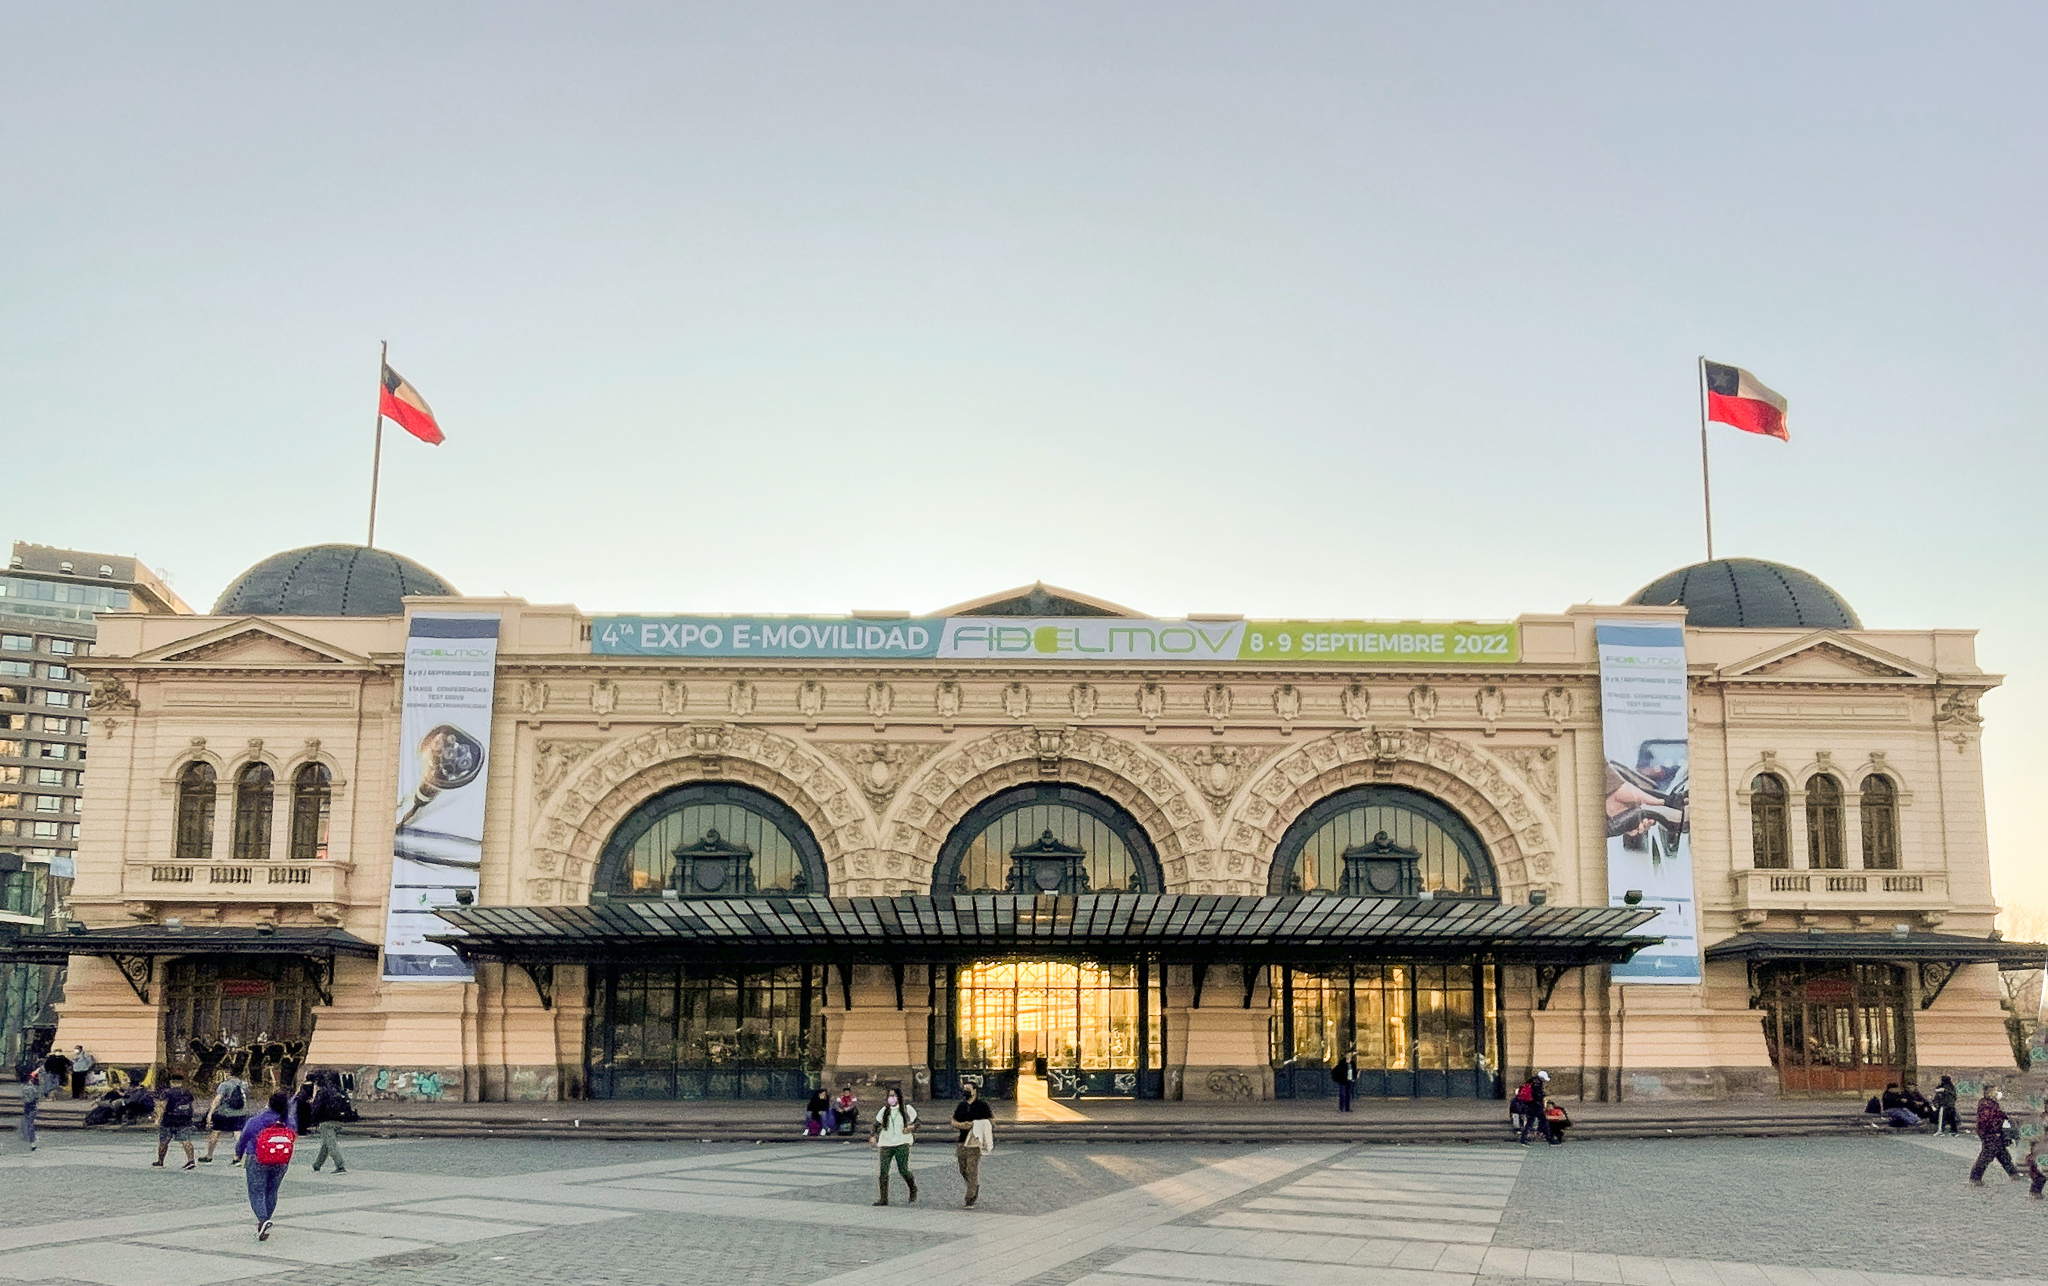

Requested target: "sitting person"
[{"left": 1879, "top": 1082, "right": 1922, "bottom": 1129}]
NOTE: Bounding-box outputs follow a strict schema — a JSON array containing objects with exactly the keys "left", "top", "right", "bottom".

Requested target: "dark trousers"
[
  {"left": 1971, "top": 1137, "right": 2019, "bottom": 1181},
  {"left": 69, "top": 1072, "right": 86, "bottom": 1099},
  {"left": 1934, "top": 1105, "right": 1961, "bottom": 1133},
  {"left": 245, "top": 1160, "right": 288, "bottom": 1222},
  {"left": 1519, "top": 1108, "right": 1554, "bottom": 1143},
  {"left": 1337, "top": 1081, "right": 1353, "bottom": 1112}
]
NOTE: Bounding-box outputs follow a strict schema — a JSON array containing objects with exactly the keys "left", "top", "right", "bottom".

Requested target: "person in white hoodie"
[{"left": 870, "top": 1089, "right": 918, "bottom": 1206}]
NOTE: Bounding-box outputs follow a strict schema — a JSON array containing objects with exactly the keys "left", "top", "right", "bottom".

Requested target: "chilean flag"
[
  {"left": 380, "top": 364, "right": 444, "bottom": 445},
  {"left": 1703, "top": 360, "right": 1788, "bottom": 441}
]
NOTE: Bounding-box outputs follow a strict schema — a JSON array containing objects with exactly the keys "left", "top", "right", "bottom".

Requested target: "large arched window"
[
  {"left": 594, "top": 783, "right": 826, "bottom": 899},
  {"left": 1806, "top": 774, "right": 1846, "bottom": 870},
  {"left": 232, "top": 763, "right": 275, "bottom": 861},
  {"left": 1859, "top": 775, "right": 1899, "bottom": 871},
  {"left": 933, "top": 784, "right": 1161, "bottom": 895},
  {"left": 1750, "top": 774, "right": 1789, "bottom": 869},
  {"left": 175, "top": 761, "right": 217, "bottom": 862},
  {"left": 289, "top": 763, "right": 332, "bottom": 861},
  {"left": 1268, "top": 786, "right": 1497, "bottom": 900}
]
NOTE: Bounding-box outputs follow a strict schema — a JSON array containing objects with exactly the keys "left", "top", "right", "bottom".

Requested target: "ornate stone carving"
[
  {"left": 934, "top": 681, "right": 963, "bottom": 731},
  {"left": 1031, "top": 725, "right": 1069, "bottom": 775},
  {"left": 686, "top": 722, "right": 733, "bottom": 762},
  {"left": 727, "top": 680, "right": 756, "bottom": 718},
  {"left": 1407, "top": 685, "right": 1438, "bottom": 720},
  {"left": 1543, "top": 686, "right": 1572, "bottom": 735},
  {"left": 798, "top": 680, "right": 826, "bottom": 730},
  {"left": 519, "top": 678, "right": 549, "bottom": 721},
  {"left": 1203, "top": 684, "right": 1233, "bottom": 721},
  {"left": 1068, "top": 683, "right": 1098, "bottom": 719},
  {"left": 1496, "top": 746, "right": 1559, "bottom": 813},
  {"left": 1475, "top": 685, "right": 1505, "bottom": 734},
  {"left": 865, "top": 682, "right": 894, "bottom": 724},
  {"left": 1137, "top": 683, "right": 1166, "bottom": 731},
  {"left": 590, "top": 679, "right": 619, "bottom": 722},
  {"left": 660, "top": 680, "right": 687, "bottom": 717},
  {"left": 1341, "top": 682, "right": 1370, "bottom": 721},
  {"left": 1272, "top": 685, "right": 1302, "bottom": 723},
  {"left": 533, "top": 739, "right": 603, "bottom": 812},
  {"left": 1001, "top": 683, "right": 1031, "bottom": 719},
  {"left": 1369, "top": 726, "right": 1407, "bottom": 764},
  {"left": 1165, "top": 745, "right": 1281, "bottom": 813},
  {"left": 89, "top": 675, "right": 137, "bottom": 712},
  {"left": 821, "top": 741, "right": 944, "bottom": 808}
]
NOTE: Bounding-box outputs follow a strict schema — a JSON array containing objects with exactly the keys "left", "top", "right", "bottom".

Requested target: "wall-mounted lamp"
[
  {"left": 1527, "top": 890, "right": 1547, "bottom": 906},
  {"left": 1623, "top": 890, "right": 1644, "bottom": 906}
]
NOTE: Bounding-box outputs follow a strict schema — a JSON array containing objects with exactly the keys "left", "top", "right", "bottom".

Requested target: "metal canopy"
[
  {"left": 1704, "top": 931, "right": 2046, "bottom": 968},
  {"left": 0, "top": 925, "right": 379, "bottom": 1006},
  {"left": 430, "top": 893, "right": 1661, "bottom": 970}
]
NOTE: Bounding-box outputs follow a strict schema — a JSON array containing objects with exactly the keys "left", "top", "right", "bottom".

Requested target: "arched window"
[
  {"left": 933, "top": 784, "right": 1161, "bottom": 895},
  {"left": 289, "top": 763, "right": 332, "bottom": 861},
  {"left": 175, "top": 762, "right": 217, "bottom": 862},
  {"left": 231, "top": 763, "right": 274, "bottom": 861},
  {"left": 594, "top": 783, "right": 826, "bottom": 899},
  {"left": 1859, "top": 775, "right": 1899, "bottom": 871},
  {"left": 1750, "top": 774, "right": 1789, "bottom": 869},
  {"left": 1269, "top": 786, "right": 1497, "bottom": 900},
  {"left": 1806, "top": 775, "right": 1846, "bottom": 870}
]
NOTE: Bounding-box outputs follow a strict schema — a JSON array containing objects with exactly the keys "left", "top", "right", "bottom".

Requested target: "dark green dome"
[
  {"left": 213, "top": 544, "right": 456, "bottom": 616},
  {"left": 1626, "top": 558, "right": 1859, "bottom": 630}
]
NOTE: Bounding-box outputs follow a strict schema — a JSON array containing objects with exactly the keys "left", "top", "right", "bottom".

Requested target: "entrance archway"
[{"left": 1758, "top": 962, "right": 1910, "bottom": 1095}]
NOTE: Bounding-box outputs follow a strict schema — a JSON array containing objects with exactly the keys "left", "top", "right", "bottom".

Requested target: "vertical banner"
[
  {"left": 382, "top": 612, "right": 500, "bottom": 981},
  {"left": 1597, "top": 620, "right": 1701, "bottom": 984}
]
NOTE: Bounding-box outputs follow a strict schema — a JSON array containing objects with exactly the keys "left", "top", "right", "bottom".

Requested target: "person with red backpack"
[{"left": 233, "top": 1090, "right": 299, "bottom": 1241}]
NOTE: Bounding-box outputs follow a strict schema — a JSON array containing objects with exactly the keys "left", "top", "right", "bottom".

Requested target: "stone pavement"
[{"left": 2, "top": 1126, "right": 2044, "bottom": 1286}]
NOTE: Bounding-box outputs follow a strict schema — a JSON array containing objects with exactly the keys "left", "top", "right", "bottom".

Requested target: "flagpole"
[
  {"left": 1697, "top": 355, "right": 1715, "bottom": 561},
  {"left": 367, "top": 340, "right": 387, "bottom": 548}
]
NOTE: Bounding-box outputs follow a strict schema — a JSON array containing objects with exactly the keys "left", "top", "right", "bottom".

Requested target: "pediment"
[
  {"left": 136, "top": 619, "right": 371, "bottom": 667},
  {"left": 933, "top": 581, "right": 1146, "bottom": 618},
  {"left": 1721, "top": 632, "right": 1931, "bottom": 682}
]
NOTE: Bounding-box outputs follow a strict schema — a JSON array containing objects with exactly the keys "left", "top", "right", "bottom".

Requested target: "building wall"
[{"left": 48, "top": 596, "right": 2016, "bottom": 1102}]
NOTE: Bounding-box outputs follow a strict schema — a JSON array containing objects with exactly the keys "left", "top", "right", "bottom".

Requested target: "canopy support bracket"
[
  {"left": 1241, "top": 962, "right": 1259, "bottom": 1009},
  {"left": 515, "top": 961, "right": 555, "bottom": 1011},
  {"left": 303, "top": 954, "right": 337, "bottom": 1007},
  {"left": 890, "top": 961, "right": 905, "bottom": 1011},
  {"left": 838, "top": 961, "right": 854, "bottom": 1012},
  {"left": 110, "top": 953, "right": 154, "bottom": 1005},
  {"left": 1534, "top": 964, "right": 1569, "bottom": 1012},
  {"left": 1917, "top": 960, "right": 1962, "bottom": 1010},
  {"left": 1190, "top": 961, "right": 1208, "bottom": 1010}
]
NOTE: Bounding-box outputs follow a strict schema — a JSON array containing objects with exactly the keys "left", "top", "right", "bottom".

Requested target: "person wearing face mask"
[
  {"left": 1969, "top": 1083, "right": 2023, "bottom": 1186},
  {"left": 869, "top": 1088, "right": 918, "bottom": 1206}
]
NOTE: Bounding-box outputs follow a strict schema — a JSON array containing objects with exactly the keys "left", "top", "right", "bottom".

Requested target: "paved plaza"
[{"left": 2, "top": 1127, "right": 2044, "bottom": 1286}]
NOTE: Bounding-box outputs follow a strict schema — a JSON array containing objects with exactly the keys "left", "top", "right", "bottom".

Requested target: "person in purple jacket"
[{"left": 233, "top": 1091, "right": 298, "bottom": 1240}]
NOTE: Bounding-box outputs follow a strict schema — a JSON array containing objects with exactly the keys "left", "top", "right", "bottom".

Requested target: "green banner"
[{"left": 1237, "top": 621, "right": 1519, "bottom": 663}]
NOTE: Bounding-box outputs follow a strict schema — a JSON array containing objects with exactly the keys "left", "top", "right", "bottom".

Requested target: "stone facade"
[{"left": 49, "top": 589, "right": 2012, "bottom": 1102}]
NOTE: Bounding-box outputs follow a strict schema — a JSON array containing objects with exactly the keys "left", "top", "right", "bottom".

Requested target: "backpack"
[
  {"left": 1514, "top": 1082, "right": 1535, "bottom": 1104},
  {"left": 220, "top": 1081, "right": 245, "bottom": 1113},
  {"left": 254, "top": 1124, "right": 297, "bottom": 1165}
]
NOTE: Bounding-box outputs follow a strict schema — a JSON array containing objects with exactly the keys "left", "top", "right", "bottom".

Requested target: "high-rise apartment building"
[{"left": 0, "top": 541, "right": 190, "bottom": 1072}]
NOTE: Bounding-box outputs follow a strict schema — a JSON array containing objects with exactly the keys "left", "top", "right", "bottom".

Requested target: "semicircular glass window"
[
  {"left": 1273, "top": 786, "right": 1497, "bottom": 900},
  {"left": 600, "top": 784, "right": 824, "bottom": 899},
  {"left": 938, "top": 785, "right": 1158, "bottom": 895}
]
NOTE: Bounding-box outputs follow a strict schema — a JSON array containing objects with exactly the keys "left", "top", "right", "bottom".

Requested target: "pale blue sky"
[{"left": 5, "top": 4, "right": 2043, "bottom": 904}]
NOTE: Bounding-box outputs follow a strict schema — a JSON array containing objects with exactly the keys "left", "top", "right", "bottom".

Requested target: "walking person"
[
  {"left": 1333, "top": 1052, "right": 1357, "bottom": 1113},
  {"left": 1516, "top": 1072, "right": 1556, "bottom": 1145},
  {"left": 1968, "top": 1083, "right": 2022, "bottom": 1186},
  {"left": 16, "top": 1066, "right": 46, "bottom": 1151},
  {"left": 869, "top": 1088, "right": 918, "bottom": 1206},
  {"left": 951, "top": 1083, "right": 994, "bottom": 1208},
  {"left": 235, "top": 1090, "right": 299, "bottom": 1241},
  {"left": 152, "top": 1071, "right": 199, "bottom": 1170},
  {"left": 201, "top": 1065, "right": 251, "bottom": 1164},
  {"left": 1931, "top": 1076, "right": 1961, "bottom": 1136},
  {"left": 303, "top": 1072, "right": 351, "bottom": 1174}
]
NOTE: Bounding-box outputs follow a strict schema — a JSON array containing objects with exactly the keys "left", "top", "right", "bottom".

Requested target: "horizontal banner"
[{"left": 593, "top": 616, "right": 1518, "bottom": 663}]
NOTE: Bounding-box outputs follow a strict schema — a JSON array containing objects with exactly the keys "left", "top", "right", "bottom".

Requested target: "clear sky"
[{"left": 5, "top": 5, "right": 2043, "bottom": 910}]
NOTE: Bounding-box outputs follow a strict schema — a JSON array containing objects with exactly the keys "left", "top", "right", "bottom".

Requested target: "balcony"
[
  {"left": 1728, "top": 868, "right": 1949, "bottom": 920},
  {"left": 125, "top": 859, "right": 354, "bottom": 910}
]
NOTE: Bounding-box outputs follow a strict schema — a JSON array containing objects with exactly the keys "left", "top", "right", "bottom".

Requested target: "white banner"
[
  {"left": 382, "top": 612, "right": 500, "bottom": 981},
  {"left": 1597, "top": 621, "right": 1701, "bottom": 984}
]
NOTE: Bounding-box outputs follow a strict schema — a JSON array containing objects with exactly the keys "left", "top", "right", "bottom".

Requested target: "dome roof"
[
  {"left": 1626, "top": 558, "right": 1860, "bottom": 630},
  {"left": 213, "top": 544, "right": 457, "bottom": 617}
]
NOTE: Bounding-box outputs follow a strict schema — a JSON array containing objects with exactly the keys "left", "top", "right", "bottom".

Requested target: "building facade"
[
  {"left": 14, "top": 544, "right": 2031, "bottom": 1105},
  {"left": 0, "top": 542, "right": 191, "bottom": 1075}
]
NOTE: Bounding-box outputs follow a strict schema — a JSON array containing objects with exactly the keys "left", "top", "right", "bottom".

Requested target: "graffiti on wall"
[{"left": 356, "top": 1067, "right": 453, "bottom": 1101}]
